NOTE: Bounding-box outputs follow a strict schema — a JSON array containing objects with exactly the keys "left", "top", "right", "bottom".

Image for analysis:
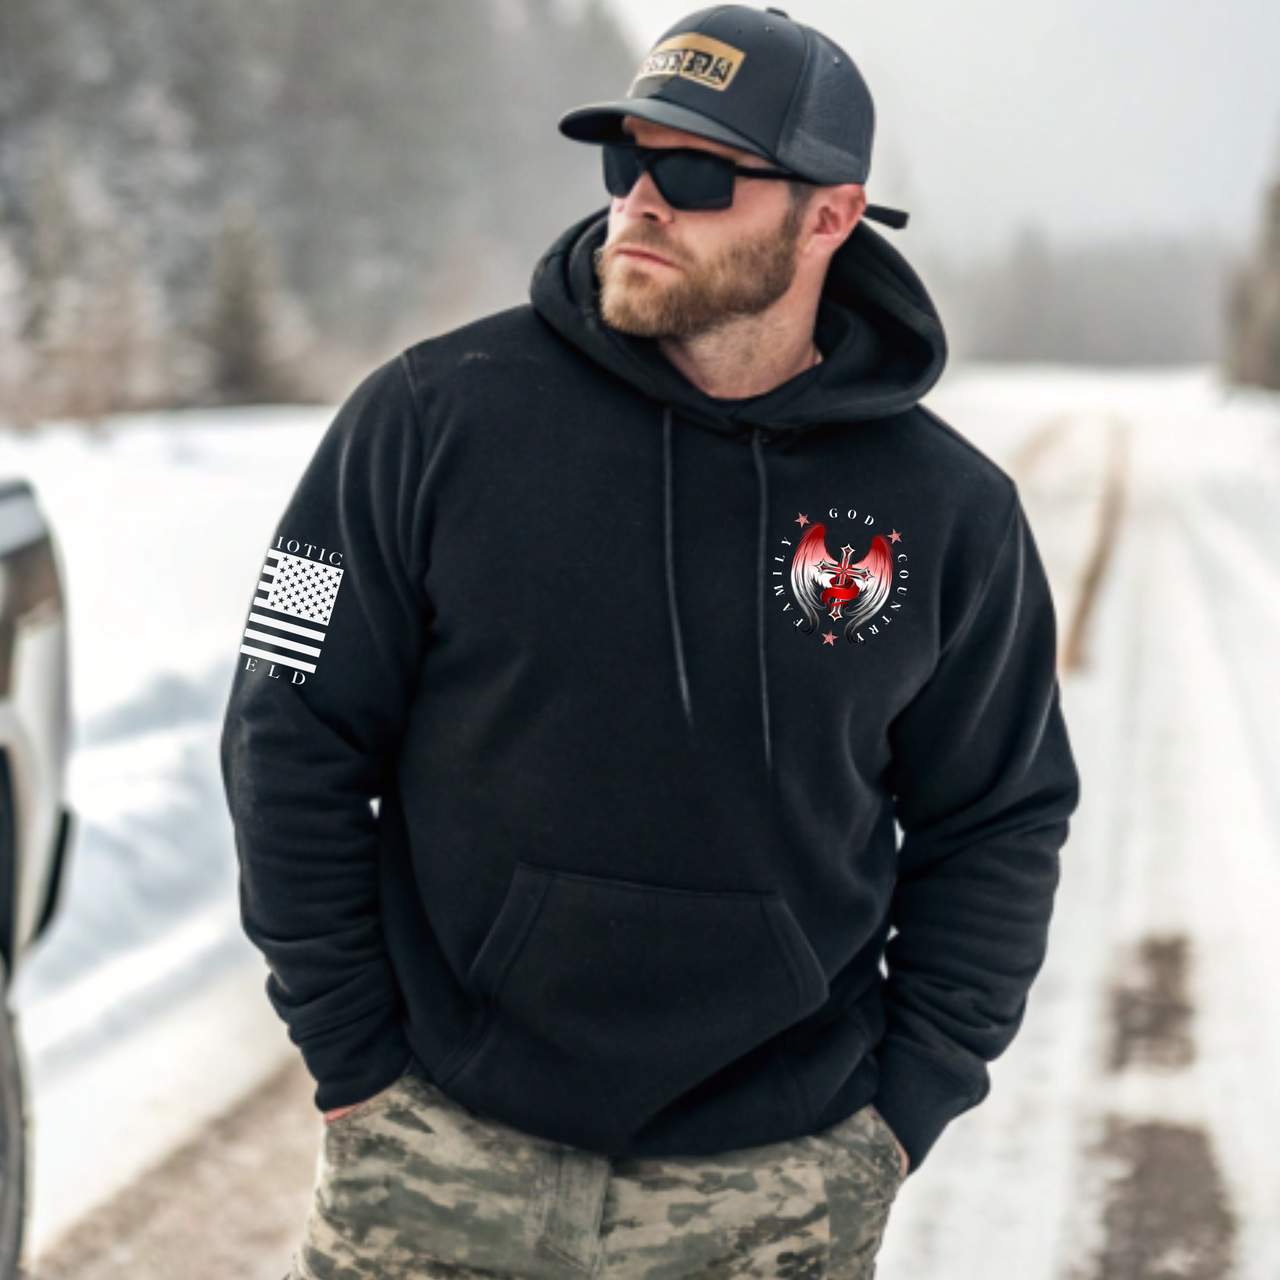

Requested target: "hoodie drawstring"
[
  {"left": 662, "top": 406, "right": 693, "bottom": 727},
  {"left": 751, "top": 426, "right": 773, "bottom": 774},
  {"left": 660, "top": 406, "right": 774, "bottom": 775}
]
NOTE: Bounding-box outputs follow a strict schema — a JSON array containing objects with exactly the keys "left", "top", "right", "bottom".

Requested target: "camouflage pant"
[{"left": 285, "top": 1069, "right": 906, "bottom": 1280}]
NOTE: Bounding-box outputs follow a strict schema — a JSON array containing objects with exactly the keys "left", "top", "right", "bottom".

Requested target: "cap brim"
[{"left": 558, "top": 98, "right": 776, "bottom": 166}]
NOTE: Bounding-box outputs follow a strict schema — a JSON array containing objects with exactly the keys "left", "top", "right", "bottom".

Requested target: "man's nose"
[{"left": 614, "top": 167, "right": 674, "bottom": 223}]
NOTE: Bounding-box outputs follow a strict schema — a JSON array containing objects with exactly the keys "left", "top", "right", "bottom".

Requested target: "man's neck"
[{"left": 657, "top": 303, "right": 822, "bottom": 400}]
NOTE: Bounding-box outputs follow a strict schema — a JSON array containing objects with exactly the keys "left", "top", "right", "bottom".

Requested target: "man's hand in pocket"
[{"left": 323, "top": 1102, "right": 362, "bottom": 1124}]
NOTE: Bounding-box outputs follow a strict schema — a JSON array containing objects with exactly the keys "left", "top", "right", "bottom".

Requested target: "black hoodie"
[{"left": 221, "top": 207, "right": 1079, "bottom": 1173}]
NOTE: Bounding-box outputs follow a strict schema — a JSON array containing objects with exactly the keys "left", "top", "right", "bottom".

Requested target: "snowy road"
[
  {"left": 8, "top": 367, "right": 1280, "bottom": 1279},
  {"left": 879, "top": 370, "right": 1280, "bottom": 1280}
]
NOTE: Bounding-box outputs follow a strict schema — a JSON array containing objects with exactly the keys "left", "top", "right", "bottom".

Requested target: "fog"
[
  {"left": 603, "top": 0, "right": 1280, "bottom": 260},
  {"left": 3, "top": 0, "right": 1277, "bottom": 412}
]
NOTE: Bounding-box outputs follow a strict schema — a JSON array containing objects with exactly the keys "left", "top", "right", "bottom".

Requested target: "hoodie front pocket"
[{"left": 437, "top": 863, "right": 829, "bottom": 1152}]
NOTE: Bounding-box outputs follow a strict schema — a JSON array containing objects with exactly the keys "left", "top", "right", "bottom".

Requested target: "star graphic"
[
  {"left": 822, "top": 631, "right": 837, "bottom": 645},
  {"left": 795, "top": 513, "right": 810, "bottom": 528},
  {"left": 889, "top": 529, "right": 902, "bottom": 543}
]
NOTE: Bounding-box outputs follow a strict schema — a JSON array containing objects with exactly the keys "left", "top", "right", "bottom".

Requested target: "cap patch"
[{"left": 630, "top": 33, "right": 746, "bottom": 94}]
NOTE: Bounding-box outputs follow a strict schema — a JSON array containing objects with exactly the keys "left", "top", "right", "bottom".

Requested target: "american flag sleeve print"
[{"left": 240, "top": 549, "right": 344, "bottom": 674}]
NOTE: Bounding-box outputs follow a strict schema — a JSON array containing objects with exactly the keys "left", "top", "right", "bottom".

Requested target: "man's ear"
[{"left": 803, "top": 184, "right": 866, "bottom": 261}]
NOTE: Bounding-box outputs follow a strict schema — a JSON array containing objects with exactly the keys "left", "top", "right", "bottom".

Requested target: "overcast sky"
[{"left": 594, "top": 0, "right": 1280, "bottom": 261}]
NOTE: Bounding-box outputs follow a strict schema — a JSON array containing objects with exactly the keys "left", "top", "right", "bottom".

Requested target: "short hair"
[{"left": 787, "top": 179, "right": 817, "bottom": 215}]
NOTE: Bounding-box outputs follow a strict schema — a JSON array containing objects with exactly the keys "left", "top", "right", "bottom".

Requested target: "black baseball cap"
[{"left": 560, "top": 6, "right": 890, "bottom": 207}]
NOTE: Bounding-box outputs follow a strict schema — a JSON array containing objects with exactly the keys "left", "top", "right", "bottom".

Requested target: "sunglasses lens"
[
  {"left": 602, "top": 144, "right": 643, "bottom": 199},
  {"left": 602, "top": 144, "right": 735, "bottom": 210},
  {"left": 652, "top": 150, "right": 735, "bottom": 210}
]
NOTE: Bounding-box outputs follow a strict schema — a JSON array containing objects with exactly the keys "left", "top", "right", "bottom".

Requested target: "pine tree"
[
  {"left": 203, "top": 198, "right": 299, "bottom": 404},
  {"left": 0, "top": 0, "right": 639, "bottom": 408},
  {"left": 0, "top": 221, "right": 33, "bottom": 427},
  {"left": 1227, "top": 166, "right": 1280, "bottom": 390}
]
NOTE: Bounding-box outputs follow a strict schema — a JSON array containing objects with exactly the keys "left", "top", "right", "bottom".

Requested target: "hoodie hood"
[{"left": 529, "top": 205, "right": 948, "bottom": 435}]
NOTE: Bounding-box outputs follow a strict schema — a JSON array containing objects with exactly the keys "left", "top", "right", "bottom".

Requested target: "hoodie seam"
[
  {"left": 393, "top": 349, "right": 447, "bottom": 591},
  {"left": 397, "top": 350, "right": 425, "bottom": 424},
  {"left": 936, "top": 498, "right": 1021, "bottom": 664}
]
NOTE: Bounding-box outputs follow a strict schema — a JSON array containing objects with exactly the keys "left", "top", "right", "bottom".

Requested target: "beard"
[{"left": 594, "top": 200, "right": 807, "bottom": 340}]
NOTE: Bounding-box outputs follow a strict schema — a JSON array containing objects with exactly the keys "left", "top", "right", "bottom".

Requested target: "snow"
[
  {"left": 0, "top": 405, "right": 334, "bottom": 1252},
  {"left": 2, "top": 366, "right": 1279, "bottom": 1271},
  {"left": 875, "top": 363, "right": 1280, "bottom": 1279},
  {"left": 0, "top": 407, "right": 329, "bottom": 996}
]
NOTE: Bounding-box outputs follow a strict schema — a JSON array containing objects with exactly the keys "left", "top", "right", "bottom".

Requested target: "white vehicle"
[{"left": 0, "top": 479, "right": 73, "bottom": 1274}]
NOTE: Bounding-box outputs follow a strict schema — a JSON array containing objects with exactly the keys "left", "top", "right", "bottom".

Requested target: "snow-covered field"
[
  {"left": 0, "top": 405, "right": 336, "bottom": 1251},
  {"left": 2, "top": 365, "right": 1278, "bottom": 1275}
]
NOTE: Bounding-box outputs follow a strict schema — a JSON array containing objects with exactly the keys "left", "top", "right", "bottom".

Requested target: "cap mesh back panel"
[{"left": 779, "top": 33, "right": 874, "bottom": 184}]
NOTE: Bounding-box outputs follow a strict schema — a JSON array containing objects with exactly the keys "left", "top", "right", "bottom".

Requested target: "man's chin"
[
  {"left": 599, "top": 284, "right": 675, "bottom": 338},
  {"left": 601, "top": 311, "right": 655, "bottom": 337}
]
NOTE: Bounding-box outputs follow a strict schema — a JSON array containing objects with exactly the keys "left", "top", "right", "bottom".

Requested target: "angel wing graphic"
[{"left": 790, "top": 524, "right": 893, "bottom": 641}]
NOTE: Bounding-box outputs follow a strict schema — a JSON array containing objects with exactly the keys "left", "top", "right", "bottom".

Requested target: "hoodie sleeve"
[
  {"left": 871, "top": 495, "right": 1080, "bottom": 1171},
  {"left": 219, "top": 353, "right": 432, "bottom": 1113}
]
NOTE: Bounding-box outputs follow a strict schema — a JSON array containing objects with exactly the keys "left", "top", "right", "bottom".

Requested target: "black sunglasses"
[{"left": 602, "top": 140, "right": 810, "bottom": 211}]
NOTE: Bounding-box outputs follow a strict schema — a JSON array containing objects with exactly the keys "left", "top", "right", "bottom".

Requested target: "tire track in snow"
[{"left": 1066, "top": 430, "right": 1280, "bottom": 1280}]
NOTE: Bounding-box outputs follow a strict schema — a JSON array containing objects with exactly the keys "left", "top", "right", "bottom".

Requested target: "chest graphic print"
[{"left": 779, "top": 512, "right": 906, "bottom": 646}]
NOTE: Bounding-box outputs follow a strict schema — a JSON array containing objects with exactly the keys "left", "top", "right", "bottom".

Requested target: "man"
[{"left": 222, "top": 6, "right": 1079, "bottom": 1278}]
